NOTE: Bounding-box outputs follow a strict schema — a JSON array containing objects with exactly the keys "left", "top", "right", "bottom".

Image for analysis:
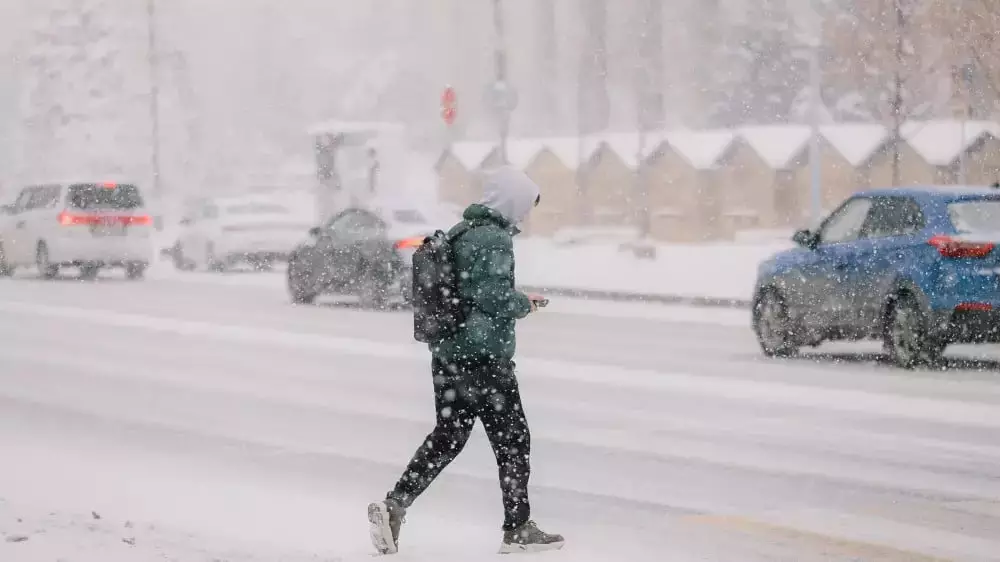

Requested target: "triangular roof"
[
  {"left": 505, "top": 139, "right": 545, "bottom": 169},
  {"left": 663, "top": 129, "right": 737, "bottom": 170},
  {"left": 820, "top": 123, "right": 890, "bottom": 166},
  {"left": 901, "top": 120, "right": 1000, "bottom": 166},
  {"left": 738, "top": 125, "right": 812, "bottom": 169}
]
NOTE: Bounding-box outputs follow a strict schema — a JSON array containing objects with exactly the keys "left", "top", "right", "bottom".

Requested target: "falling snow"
[{"left": 1, "top": 1, "right": 1000, "bottom": 561}]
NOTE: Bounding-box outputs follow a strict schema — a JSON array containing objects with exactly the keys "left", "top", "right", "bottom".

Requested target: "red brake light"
[
  {"left": 58, "top": 211, "right": 91, "bottom": 226},
  {"left": 956, "top": 302, "right": 993, "bottom": 312},
  {"left": 394, "top": 237, "right": 424, "bottom": 250},
  {"left": 928, "top": 235, "right": 994, "bottom": 258},
  {"left": 58, "top": 211, "right": 150, "bottom": 226},
  {"left": 101, "top": 182, "right": 117, "bottom": 189}
]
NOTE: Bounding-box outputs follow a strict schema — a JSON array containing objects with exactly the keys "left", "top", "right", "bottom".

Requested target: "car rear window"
[
  {"left": 949, "top": 200, "right": 1000, "bottom": 233},
  {"left": 392, "top": 209, "right": 426, "bottom": 224},
  {"left": 67, "top": 183, "right": 143, "bottom": 210},
  {"left": 226, "top": 203, "right": 289, "bottom": 215}
]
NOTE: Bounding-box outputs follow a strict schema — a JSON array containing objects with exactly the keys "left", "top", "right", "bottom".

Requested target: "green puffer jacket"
[{"left": 430, "top": 203, "right": 532, "bottom": 363}]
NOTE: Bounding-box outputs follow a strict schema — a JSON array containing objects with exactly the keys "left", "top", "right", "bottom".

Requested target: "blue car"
[{"left": 752, "top": 185, "right": 1000, "bottom": 368}]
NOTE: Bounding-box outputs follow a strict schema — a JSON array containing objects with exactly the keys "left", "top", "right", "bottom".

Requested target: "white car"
[
  {"left": 171, "top": 197, "right": 311, "bottom": 271},
  {"left": 0, "top": 182, "right": 153, "bottom": 280}
]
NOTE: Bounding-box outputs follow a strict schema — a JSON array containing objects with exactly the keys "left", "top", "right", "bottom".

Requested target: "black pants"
[{"left": 388, "top": 356, "right": 531, "bottom": 531}]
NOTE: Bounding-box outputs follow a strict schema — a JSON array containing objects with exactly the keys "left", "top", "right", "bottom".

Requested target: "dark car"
[
  {"left": 286, "top": 205, "right": 437, "bottom": 308},
  {"left": 752, "top": 185, "right": 1000, "bottom": 368}
]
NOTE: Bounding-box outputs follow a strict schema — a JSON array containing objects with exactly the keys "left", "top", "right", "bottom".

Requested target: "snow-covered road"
[{"left": 1, "top": 271, "right": 999, "bottom": 561}]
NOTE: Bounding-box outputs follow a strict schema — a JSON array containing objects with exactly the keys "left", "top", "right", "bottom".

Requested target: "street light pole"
[
  {"left": 958, "top": 62, "right": 972, "bottom": 185},
  {"left": 808, "top": 41, "right": 822, "bottom": 225},
  {"left": 890, "top": 0, "right": 904, "bottom": 186},
  {"left": 147, "top": 0, "right": 162, "bottom": 199}
]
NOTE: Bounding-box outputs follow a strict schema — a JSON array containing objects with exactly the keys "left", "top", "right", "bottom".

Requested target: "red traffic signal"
[
  {"left": 441, "top": 107, "right": 456, "bottom": 125},
  {"left": 441, "top": 86, "right": 456, "bottom": 107},
  {"left": 441, "top": 86, "right": 457, "bottom": 125}
]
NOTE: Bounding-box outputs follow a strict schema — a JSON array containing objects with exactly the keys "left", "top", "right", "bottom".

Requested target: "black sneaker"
[
  {"left": 368, "top": 498, "right": 406, "bottom": 554},
  {"left": 499, "top": 520, "right": 565, "bottom": 554}
]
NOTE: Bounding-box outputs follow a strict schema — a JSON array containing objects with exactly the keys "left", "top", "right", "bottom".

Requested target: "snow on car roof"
[{"left": 855, "top": 185, "right": 1000, "bottom": 199}]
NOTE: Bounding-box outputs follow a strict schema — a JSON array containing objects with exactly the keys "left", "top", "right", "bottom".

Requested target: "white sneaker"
[{"left": 368, "top": 499, "right": 406, "bottom": 555}]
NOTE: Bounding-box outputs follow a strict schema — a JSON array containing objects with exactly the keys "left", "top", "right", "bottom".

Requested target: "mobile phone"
[{"left": 533, "top": 298, "right": 549, "bottom": 308}]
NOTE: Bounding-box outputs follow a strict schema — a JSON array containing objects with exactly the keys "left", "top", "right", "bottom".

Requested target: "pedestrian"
[{"left": 368, "top": 166, "right": 564, "bottom": 555}]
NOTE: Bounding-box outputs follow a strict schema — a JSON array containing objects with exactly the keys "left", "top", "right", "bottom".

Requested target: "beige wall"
[
  {"left": 645, "top": 147, "right": 715, "bottom": 242},
  {"left": 962, "top": 136, "right": 1000, "bottom": 185},
  {"left": 581, "top": 144, "right": 635, "bottom": 228},
  {"left": 436, "top": 153, "right": 477, "bottom": 208},
  {"left": 792, "top": 141, "right": 862, "bottom": 216},
  {"left": 714, "top": 140, "right": 772, "bottom": 231},
  {"left": 857, "top": 141, "right": 935, "bottom": 188},
  {"left": 522, "top": 149, "right": 577, "bottom": 236}
]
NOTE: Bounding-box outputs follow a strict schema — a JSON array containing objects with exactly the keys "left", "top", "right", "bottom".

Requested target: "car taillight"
[
  {"left": 956, "top": 302, "right": 993, "bottom": 312},
  {"left": 58, "top": 211, "right": 93, "bottom": 226},
  {"left": 58, "top": 211, "right": 151, "bottom": 226},
  {"left": 125, "top": 215, "right": 152, "bottom": 226},
  {"left": 394, "top": 237, "right": 424, "bottom": 249},
  {"left": 928, "top": 235, "right": 995, "bottom": 258}
]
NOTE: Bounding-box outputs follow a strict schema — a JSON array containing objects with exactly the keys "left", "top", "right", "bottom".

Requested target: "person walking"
[{"left": 368, "top": 166, "right": 564, "bottom": 555}]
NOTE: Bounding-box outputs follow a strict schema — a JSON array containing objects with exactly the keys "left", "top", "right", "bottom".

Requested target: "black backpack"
[{"left": 412, "top": 223, "right": 472, "bottom": 344}]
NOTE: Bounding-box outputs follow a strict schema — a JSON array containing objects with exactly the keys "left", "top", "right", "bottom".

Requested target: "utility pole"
[
  {"left": 147, "top": 0, "right": 162, "bottom": 199},
  {"left": 890, "top": 0, "right": 904, "bottom": 186},
  {"left": 576, "top": 0, "right": 608, "bottom": 227},
  {"left": 634, "top": 0, "right": 661, "bottom": 240},
  {"left": 491, "top": 0, "right": 510, "bottom": 164}
]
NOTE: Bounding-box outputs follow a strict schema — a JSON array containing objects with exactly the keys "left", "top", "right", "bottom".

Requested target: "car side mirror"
[
  {"left": 792, "top": 229, "right": 818, "bottom": 249},
  {"left": 308, "top": 226, "right": 322, "bottom": 237}
]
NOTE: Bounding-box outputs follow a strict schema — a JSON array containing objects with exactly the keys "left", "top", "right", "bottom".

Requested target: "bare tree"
[
  {"left": 825, "top": 0, "right": 949, "bottom": 184},
  {"left": 21, "top": 0, "right": 133, "bottom": 180},
  {"left": 577, "top": 0, "right": 609, "bottom": 137},
  {"left": 926, "top": 0, "right": 1000, "bottom": 114}
]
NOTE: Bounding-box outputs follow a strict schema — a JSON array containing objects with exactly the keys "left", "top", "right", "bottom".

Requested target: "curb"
[{"left": 519, "top": 285, "right": 752, "bottom": 309}]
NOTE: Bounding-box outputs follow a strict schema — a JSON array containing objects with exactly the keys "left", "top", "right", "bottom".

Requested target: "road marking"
[
  {"left": 685, "top": 514, "right": 955, "bottom": 561},
  {"left": 1, "top": 299, "right": 999, "bottom": 429}
]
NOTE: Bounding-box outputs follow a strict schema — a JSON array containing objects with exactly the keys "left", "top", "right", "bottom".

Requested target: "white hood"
[{"left": 478, "top": 166, "right": 540, "bottom": 226}]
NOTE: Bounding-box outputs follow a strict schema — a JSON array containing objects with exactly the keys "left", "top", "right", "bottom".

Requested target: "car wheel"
[
  {"left": 79, "top": 264, "right": 100, "bottom": 280},
  {"left": 36, "top": 243, "right": 58, "bottom": 279},
  {"left": 249, "top": 255, "right": 273, "bottom": 272},
  {"left": 359, "top": 278, "right": 390, "bottom": 310},
  {"left": 753, "top": 289, "right": 799, "bottom": 357},
  {"left": 883, "top": 292, "right": 942, "bottom": 368},
  {"left": 287, "top": 255, "right": 317, "bottom": 305},
  {"left": 172, "top": 243, "right": 194, "bottom": 271},
  {"left": 205, "top": 242, "right": 227, "bottom": 272},
  {"left": 125, "top": 262, "right": 147, "bottom": 280},
  {"left": 0, "top": 243, "right": 15, "bottom": 277},
  {"left": 399, "top": 269, "right": 413, "bottom": 305}
]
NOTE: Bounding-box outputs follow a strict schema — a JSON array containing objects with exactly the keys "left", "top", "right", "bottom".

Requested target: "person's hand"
[{"left": 528, "top": 294, "right": 546, "bottom": 313}]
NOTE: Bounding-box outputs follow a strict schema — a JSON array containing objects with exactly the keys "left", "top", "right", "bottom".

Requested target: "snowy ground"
[
  {"left": 153, "top": 231, "right": 789, "bottom": 304},
  {"left": 515, "top": 238, "right": 789, "bottom": 303},
  {"left": 1, "top": 270, "right": 1000, "bottom": 561}
]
